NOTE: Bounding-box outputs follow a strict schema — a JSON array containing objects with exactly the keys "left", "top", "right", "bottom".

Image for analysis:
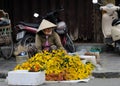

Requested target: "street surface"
[{"left": 0, "top": 78, "right": 120, "bottom": 86}]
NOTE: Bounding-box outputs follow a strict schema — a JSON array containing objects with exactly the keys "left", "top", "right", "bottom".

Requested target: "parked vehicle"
[
  {"left": 0, "top": 10, "right": 14, "bottom": 59},
  {"left": 14, "top": 9, "right": 76, "bottom": 53},
  {"left": 92, "top": 0, "right": 120, "bottom": 53},
  {"left": 100, "top": 4, "right": 120, "bottom": 52}
]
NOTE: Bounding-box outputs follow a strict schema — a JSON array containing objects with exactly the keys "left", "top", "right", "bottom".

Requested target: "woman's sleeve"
[
  {"left": 54, "top": 32, "right": 65, "bottom": 49},
  {"left": 35, "top": 34, "right": 42, "bottom": 52}
]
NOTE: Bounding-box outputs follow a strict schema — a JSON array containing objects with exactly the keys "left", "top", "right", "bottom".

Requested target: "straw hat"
[{"left": 37, "top": 19, "right": 57, "bottom": 32}]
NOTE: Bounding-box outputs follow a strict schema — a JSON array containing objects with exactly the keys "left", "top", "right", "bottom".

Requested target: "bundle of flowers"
[{"left": 14, "top": 49, "right": 95, "bottom": 81}]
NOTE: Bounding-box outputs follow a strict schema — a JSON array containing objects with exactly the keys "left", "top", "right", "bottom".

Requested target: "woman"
[{"left": 35, "top": 19, "right": 65, "bottom": 52}]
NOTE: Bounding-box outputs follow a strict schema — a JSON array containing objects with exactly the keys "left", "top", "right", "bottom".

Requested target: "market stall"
[{"left": 7, "top": 49, "right": 95, "bottom": 85}]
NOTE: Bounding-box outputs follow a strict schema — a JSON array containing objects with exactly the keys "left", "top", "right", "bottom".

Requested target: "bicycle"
[{"left": 0, "top": 10, "right": 14, "bottom": 59}]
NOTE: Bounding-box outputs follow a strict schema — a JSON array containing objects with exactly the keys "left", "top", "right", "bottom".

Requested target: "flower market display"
[{"left": 14, "top": 49, "right": 95, "bottom": 81}]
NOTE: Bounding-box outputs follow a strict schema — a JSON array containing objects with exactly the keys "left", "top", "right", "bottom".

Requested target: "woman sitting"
[{"left": 35, "top": 19, "right": 65, "bottom": 52}]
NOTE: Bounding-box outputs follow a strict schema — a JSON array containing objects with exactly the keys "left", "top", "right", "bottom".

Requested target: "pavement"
[
  {"left": 93, "top": 52, "right": 120, "bottom": 78},
  {"left": 0, "top": 51, "right": 120, "bottom": 79}
]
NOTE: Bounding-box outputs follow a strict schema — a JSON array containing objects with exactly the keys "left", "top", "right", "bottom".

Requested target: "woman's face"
[{"left": 42, "top": 28, "right": 53, "bottom": 35}]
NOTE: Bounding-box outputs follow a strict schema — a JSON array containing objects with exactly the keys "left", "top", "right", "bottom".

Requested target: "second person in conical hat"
[{"left": 35, "top": 19, "right": 65, "bottom": 52}]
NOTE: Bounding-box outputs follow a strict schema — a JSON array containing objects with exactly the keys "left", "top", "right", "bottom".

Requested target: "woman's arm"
[
  {"left": 54, "top": 32, "right": 64, "bottom": 49},
  {"left": 35, "top": 34, "right": 42, "bottom": 52}
]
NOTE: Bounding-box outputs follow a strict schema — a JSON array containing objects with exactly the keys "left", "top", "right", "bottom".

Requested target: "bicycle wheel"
[{"left": 0, "top": 34, "right": 14, "bottom": 60}]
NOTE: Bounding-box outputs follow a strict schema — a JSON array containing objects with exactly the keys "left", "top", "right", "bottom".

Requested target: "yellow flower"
[{"left": 14, "top": 49, "right": 95, "bottom": 80}]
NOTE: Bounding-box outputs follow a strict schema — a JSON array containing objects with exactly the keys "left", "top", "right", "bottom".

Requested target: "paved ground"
[
  {"left": 93, "top": 52, "right": 120, "bottom": 78},
  {"left": 0, "top": 57, "right": 16, "bottom": 74},
  {"left": 1, "top": 78, "right": 120, "bottom": 86},
  {"left": 0, "top": 51, "right": 120, "bottom": 78},
  {"left": 96, "top": 52, "right": 120, "bottom": 72}
]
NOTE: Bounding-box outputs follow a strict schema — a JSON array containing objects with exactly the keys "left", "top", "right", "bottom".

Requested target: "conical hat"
[{"left": 37, "top": 19, "right": 57, "bottom": 32}]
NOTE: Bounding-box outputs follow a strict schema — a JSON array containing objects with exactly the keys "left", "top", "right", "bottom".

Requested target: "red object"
[{"left": 24, "top": 26, "right": 37, "bottom": 33}]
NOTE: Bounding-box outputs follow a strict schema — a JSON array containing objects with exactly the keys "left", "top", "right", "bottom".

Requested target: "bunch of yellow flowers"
[{"left": 14, "top": 49, "right": 95, "bottom": 80}]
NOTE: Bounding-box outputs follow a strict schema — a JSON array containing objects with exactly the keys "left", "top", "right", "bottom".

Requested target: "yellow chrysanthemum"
[{"left": 14, "top": 49, "right": 95, "bottom": 80}]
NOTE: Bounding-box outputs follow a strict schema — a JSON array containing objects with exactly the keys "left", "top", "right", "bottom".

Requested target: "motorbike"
[
  {"left": 100, "top": 3, "right": 120, "bottom": 53},
  {"left": 92, "top": 0, "right": 120, "bottom": 53},
  {"left": 14, "top": 9, "right": 76, "bottom": 53}
]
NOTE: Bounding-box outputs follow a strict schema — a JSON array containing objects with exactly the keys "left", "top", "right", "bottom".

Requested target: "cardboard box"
[
  {"left": 16, "top": 55, "right": 28, "bottom": 64},
  {"left": 8, "top": 70, "right": 45, "bottom": 85},
  {"left": 80, "top": 55, "right": 97, "bottom": 65}
]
